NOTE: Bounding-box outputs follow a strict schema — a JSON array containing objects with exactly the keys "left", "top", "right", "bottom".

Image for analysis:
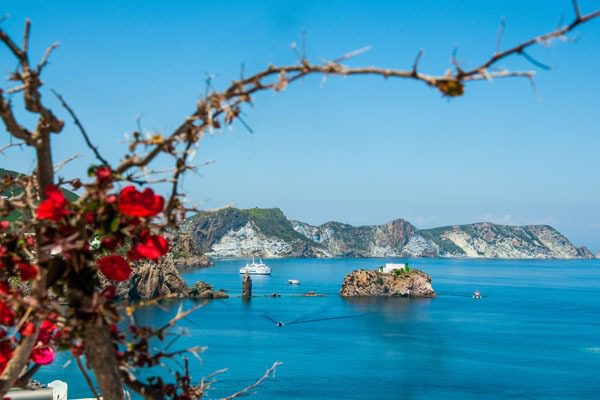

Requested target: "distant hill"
[
  {"left": 1, "top": 168, "right": 78, "bottom": 221},
  {"left": 181, "top": 207, "right": 594, "bottom": 259}
]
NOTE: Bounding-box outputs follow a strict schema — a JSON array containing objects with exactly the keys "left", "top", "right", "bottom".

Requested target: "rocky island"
[{"left": 340, "top": 264, "right": 436, "bottom": 298}]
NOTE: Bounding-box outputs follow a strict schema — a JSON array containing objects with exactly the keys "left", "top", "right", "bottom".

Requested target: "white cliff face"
[
  {"left": 526, "top": 225, "right": 581, "bottom": 258},
  {"left": 402, "top": 235, "right": 440, "bottom": 257},
  {"left": 438, "top": 224, "right": 584, "bottom": 259},
  {"left": 207, "top": 222, "right": 293, "bottom": 257},
  {"left": 194, "top": 211, "right": 591, "bottom": 259}
]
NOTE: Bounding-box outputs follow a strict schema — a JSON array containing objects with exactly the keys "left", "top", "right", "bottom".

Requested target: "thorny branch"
[
  {"left": 113, "top": 4, "right": 600, "bottom": 197},
  {"left": 51, "top": 90, "right": 110, "bottom": 166}
]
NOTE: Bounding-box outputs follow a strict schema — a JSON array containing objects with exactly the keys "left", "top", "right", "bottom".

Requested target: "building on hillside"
[{"left": 378, "top": 263, "right": 407, "bottom": 273}]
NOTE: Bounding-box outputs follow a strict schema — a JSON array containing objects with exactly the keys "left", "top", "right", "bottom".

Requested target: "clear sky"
[{"left": 1, "top": 1, "right": 599, "bottom": 251}]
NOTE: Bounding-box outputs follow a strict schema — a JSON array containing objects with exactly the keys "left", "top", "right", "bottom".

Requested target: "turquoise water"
[{"left": 39, "top": 258, "right": 600, "bottom": 399}]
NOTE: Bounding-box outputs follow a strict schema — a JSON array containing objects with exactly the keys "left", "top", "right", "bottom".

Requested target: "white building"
[{"left": 378, "top": 263, "right": 407, "bottom": 273}]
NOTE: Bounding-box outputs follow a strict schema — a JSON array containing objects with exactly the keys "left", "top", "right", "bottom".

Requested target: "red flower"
[
  {"left": 101, "top": 236, "right": 119, "bottom": 251},
  {"left": 118, "top": 186, "right": 164, "bottom": 217},
  {"left": 36, "top": 185, "right": 71, "bottom": 222},
  {"left": 0, "top": 302, "right": 15, "bottom": 326},
  {"left": 19, "top": 322, "right": 36, "bottom": 337},
  {"left": 18, "top": 263, "right": 38, "bottom": 281},
  {"left": 97, "top": 255, "right": 131, "bottom": 281},
  {"left": 130, "top": 235, "right": 168, "bottom": 261},
  {"left": 0, "top": 283, "right": 10, "bottom": 295},
  {"left": 30, "top": 346, "right": 54, "bottom": 365},
  {"left": 0, "top": 339, "right": 13, "bottom": 373},
  {"left": 95, "top": 166, "right": 112, "bottom": 183},
  {"left": 38, "top": 320, "right": 56, "bottom": 345},
  {"left": 71, "top": 342, "right": 85, "bottom": 357},
  {"left": 101, "top": 285, "right": 116, "bottom": 300},
  {"left": 0, "top": 221, "right": 9, "bottom": 230},
  {"left": 84, "top": 212, "right": 96, "bottom": 224}
]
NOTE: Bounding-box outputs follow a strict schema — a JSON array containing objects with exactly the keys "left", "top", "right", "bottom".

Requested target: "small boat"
[
  {"left": 473, "top": 290, "right": 482, "bottom": 299},
  {"left": 288, "top": 279, "right": 301, "bottom": 285},
  {"left": 239, "top": 256, "right": 271, "bottom": 275}
]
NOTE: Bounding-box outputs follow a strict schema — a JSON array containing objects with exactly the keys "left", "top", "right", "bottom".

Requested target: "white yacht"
[{"left": 239, "top": 256, "right": 271, "bottom": 275}]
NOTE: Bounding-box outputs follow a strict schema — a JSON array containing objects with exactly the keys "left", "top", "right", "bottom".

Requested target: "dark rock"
[
  {"left": 189, "top": 281, "right": 229, "bottom": 299},
  {"left": 118, "top": 255, "right": 190, "bottom": 300},
  {"left": 242, "top": 272, "right": 252, "bottom": 298}
]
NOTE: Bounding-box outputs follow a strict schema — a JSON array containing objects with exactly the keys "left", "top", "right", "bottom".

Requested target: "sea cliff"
[{"left": 181, "top": 207, "right": 593, "bottom": 259}]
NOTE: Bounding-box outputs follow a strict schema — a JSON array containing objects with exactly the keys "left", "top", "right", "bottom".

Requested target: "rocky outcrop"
[
  {"left": 242, "top": 273, "right": 252, "bottom": 298},
  {"left": 339, "top": 269, "right": 435, "bottom": 297},
  {"left": 118, "top": 255, "right": 190, "bottom": 300},
  {"left": 188, "top": 281, "right": 228, "bottom": 299},
  {"left": 183, "top": 207, "right": 592, "bottom": 259}
]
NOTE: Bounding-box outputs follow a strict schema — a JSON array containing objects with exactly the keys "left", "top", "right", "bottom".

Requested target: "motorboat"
[
  {"left": 473, "top": 290, "right": 482, "bottom": 299},
  {"left": 239, "top": 256, "right": 271, "bottom": 275},
  {"left": 288, "top": 279, "right": 301, "bottom": 285}
]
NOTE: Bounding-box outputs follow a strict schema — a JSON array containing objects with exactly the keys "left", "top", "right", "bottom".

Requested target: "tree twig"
[
  {"left": 221, "top": 361, "right": 283, "bottom": 400},
  {"left": 51, "top": 89, "right": 110, "bottom": 166}
]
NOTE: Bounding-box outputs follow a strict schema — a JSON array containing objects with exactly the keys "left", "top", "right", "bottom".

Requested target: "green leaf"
[{"left": 110, "top": 217, "right": 120, "bottom": 233}]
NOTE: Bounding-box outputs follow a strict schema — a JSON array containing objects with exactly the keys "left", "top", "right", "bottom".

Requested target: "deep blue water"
[{"left": 39, "top": 258, "right": 600, "bottom": 399}]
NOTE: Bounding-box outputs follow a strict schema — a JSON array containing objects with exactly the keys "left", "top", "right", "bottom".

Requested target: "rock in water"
[
  {"left": 242, "top": 272, "right": 252, "bottom": 298},
  {"left": 121, "top": 255, "right": 190, "bottom": 300},
  {"left": 189, "top": 281, "right": 229, "bottom": 299},
  {"left": 339, "top": 269, "right": 435, "bottom": 297}
]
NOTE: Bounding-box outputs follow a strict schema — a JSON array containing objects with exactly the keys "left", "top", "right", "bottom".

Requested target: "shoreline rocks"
[
  {"left": 339, "top": 268, "right": 436, "bottom": 298},
  {"left": 188, "top": 281, "right": 229, "bottom": 299}
]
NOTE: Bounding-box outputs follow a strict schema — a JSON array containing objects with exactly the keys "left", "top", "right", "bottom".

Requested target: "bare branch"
[
  {"left": 53, "top": 153, "right": 81, "bottom": 172},
  {"left": 75, "top": 356, "right": 101, "bottom": 400},
  {"left": 220, "top": 361, "right": 283, "bottom": 400},
  {"left": 22, "top": 19, "right": 31, "bottom": 57},
  {"left": 459, "top": 8, "right": 600, "bottom": 79},
  {"left": 51, "top": 89, "right": 110, "bottom": 166},
  {"left": 0, "top": 24, "right": 24, "bottom": 60},
  {"left": 37, "top": 42, "right": 60, "bottom": 73},
  {"left": 0, "top": 95, "right": 33, "bottom": 144},
  {"left": 0, "top": 142, "right": 25, "bottom": 155},
  {"left": 572, "top": 0, "right": 582, "bottom": 20}
]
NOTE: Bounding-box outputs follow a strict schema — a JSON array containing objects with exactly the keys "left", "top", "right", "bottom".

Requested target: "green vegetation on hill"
[
  {"left": 241, "top": 207, "right": 310, "bottom": 243},
  {"left": 1, "top": 168, "right": 79, "bottom": 221}
]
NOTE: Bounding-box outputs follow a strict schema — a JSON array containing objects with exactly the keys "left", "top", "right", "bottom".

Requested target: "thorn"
[
  {"left": 412, "top": 49, "right": 424, "bottom": 74},
  {"left": 495, "top": 17, "right": 506, "bottom": 54},
  {"left": 333, "top": 45, "right": 372, "bottom": 63}
]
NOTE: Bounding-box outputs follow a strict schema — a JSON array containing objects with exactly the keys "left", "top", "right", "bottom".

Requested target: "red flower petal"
[
  {"left": 18, "top": 263, "right": 38, "bottom": 281},
  {"left": 19, "top": 322, "right": 35, "bottom": 337},
  {"left": 31, "top": 346, "right": 54, "bottom": 365},
  {"left": 97, "top": 255, "right": 132, "bottom": 281},
  {"left": 38, "top": 320, "right": 56, "bottom": 345},
  {"left": 117, "top": 186, "right": 164, "bottom": 217},
  {"left": 101, "top": 236, "right": 119, "bottom": 251},
  {"left": 95, "top": 166, "right": 112, "bottom": 183},
  {"left": 132, "top": 235, "right": 169, "bottom": 261},
  {"left": 0, "top": 302, "right": 15, "bottom": 326},
  {"left": 36, "top": 185, "right": 71, "bottom": 222}
]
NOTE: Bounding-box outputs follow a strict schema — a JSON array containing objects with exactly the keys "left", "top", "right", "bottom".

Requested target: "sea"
[{"left": 37, "top": 258, "right": 600, "bottom": 399}]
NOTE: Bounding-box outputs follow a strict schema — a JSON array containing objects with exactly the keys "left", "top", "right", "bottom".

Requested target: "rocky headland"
[
  {"left": 181, "top": 207, "right": 593, "bottom": 259},
  {"left": 340, "top": 268, "right": 436, "bottom": 298}
]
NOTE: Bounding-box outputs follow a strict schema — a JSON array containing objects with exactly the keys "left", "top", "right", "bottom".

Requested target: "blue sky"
[{"left": 1, "top": 1, "right": 599, "bottom": 251}]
